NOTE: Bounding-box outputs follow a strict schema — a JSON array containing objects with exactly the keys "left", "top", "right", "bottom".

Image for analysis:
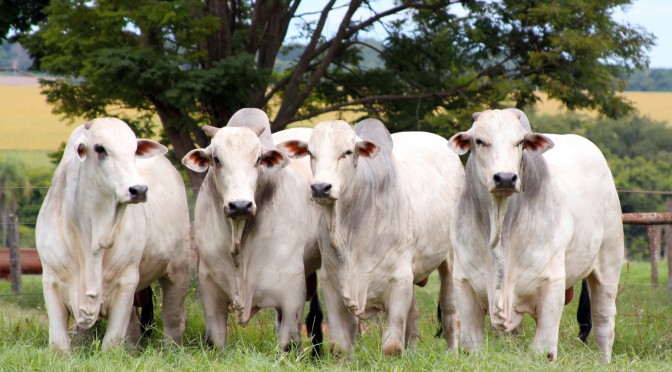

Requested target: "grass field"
[
  {"left": 2, "top": 78, "right": 672, "bottom": 152},
  {"left": 1, "top": 261, "right": 671, "bottom": 370}
]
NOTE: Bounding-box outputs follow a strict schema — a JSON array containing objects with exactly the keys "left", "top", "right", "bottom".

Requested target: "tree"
[
  {"left": 0, "top": 157, "right": 31, "bottom": 247},
  {"left": 16, "top": 0, "right": 653, "bottom": 188}
]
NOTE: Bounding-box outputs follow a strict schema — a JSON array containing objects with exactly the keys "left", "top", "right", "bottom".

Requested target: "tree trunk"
[
  {"left": 152, "top": 100, "right": 205, "bottom": 194},
  {"left": 648, "top": 225, "right": 661, "bottom": 288},
  {"left": 8, "top": 212, "right": 21, "bottom": 294}
]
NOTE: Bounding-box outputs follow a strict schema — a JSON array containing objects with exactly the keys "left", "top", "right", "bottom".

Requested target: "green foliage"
[
  {"left": 12, "top": 1, "right": 652, "bottom": 191},
  {"left": 626, "top": 68, "right": 672, "bottom": 91}
]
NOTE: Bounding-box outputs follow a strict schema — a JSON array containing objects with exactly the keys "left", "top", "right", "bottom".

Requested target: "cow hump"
[{"left": 353, "top": 118, "right": 393, "bottom": 154}]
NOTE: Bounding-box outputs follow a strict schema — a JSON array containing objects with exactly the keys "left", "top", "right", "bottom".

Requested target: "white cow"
[
  {"left": 36, "top": 118, "right": 191, "bottom": 352},
  {"left": 278, "top": 119, "right": 465, "bottom": 356},
  {"left": 182, "top": 108, "right": 322, "bottom": 355},
  {"left": 446, "top": 109, "right": 624, "bottom": 361}
]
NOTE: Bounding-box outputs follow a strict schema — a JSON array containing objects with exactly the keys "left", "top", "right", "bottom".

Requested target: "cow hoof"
[{"left": 382, "top": 341, "right": 403, "bottom": 356}]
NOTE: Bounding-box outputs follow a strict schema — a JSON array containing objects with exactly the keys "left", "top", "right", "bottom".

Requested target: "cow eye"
[
  {"left": 341, "top": 149, "right": 353, "bottom": 159},
  {"left": 213, "top": 156, "right": 221, "bottom": 165},
  {"left": 93, "top": 144, "right": 107, "bottom": 158},
  {"left": 517, "top": 139, "right": 524, "bottom": 147},
  {"left": 475, "top": 139, "right": 484, "bottom": 146},
  {"left": 255, "top": 156, "right": 261, "bottom": 166}
]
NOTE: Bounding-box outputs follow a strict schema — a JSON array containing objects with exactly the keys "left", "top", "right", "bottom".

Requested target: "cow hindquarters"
[
  {"left": 586, "top": 275, "right": 618, "bottom": 363},
  {"left": 531, "top": 280, "right": 565, "bottom": 360},
  {"left": 438, "top": 260, "right": 459, "bottom": 351},
  {"left": 43, "top": 270, "right": 71, "bottom": 353}
]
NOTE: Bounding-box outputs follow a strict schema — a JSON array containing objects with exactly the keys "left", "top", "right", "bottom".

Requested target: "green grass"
[
  {"left": 0, "top": 150, "right": 54, "bottom": 170},
  {"left": 1, "top": 262, "right": 672, "bottom": 370}
]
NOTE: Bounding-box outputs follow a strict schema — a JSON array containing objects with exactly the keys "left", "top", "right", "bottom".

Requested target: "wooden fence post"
[
  {"left": 8, "top": 213, "right": 22, "bottom": 293},
  {"left": 648, "top": 225, "right": 661, "bottom": 288},
  {"left": 667, "top": 199, "right": 672, "bottom": 299}
]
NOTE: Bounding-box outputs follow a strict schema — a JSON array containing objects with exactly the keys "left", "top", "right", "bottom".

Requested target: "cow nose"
[
  {"left": 128, "top": 185, "right": 148, "bottom": 203},
  {"left": 227, "top": 200, "right": 253, "bottom": 217},
  {"left": 311, "top": 183, "right": 332, "bottom": 198},
  {"left": 493, "top": 172, "right": 518, "bottom": 190}
]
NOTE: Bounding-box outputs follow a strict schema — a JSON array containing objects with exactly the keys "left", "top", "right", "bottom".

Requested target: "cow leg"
[
  {"left": 404, "top": 291, "right": 419, "bottom": 349},
  {"left": 586, "top": 273, "right": 618, "bottom": 363},
  {"left": 321, "top": 275, "right": 358, "bottom": 356},
  {"left": 531, "top": 280, "right": 565, "bottom": 360},
  {"left": 438, "top": 259, "right": 459, "bottom": 351},
  {"left": 455, "top": 279, "right": 485, "bottom": 353},
  {"left": 382, "top": 279, "right": 413, "bottom": 356},
  {"left": 43, "top": 272, "right": 71, "bottom": 353},
  {"left": 159, "top": 272, "right": 189, "bottom": 346},
  {"left": 102, "top": 279, "right": 137, "bottom": 350},
  {"left": 200, "top": 274, "right": 229, "bottom": 350},
  {"left": 126, "top": 307, "right": 142, "bottom": 346},
  {"left": 278, "top": 300, "right": 304, "bottom": 353}
]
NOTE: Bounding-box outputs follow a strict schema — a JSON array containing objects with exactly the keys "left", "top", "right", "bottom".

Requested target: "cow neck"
[
  {"left": 64, "top": 157, "right": 127, "bottom": 322},
  {"left": 324, "top": 154, "right": 399, "bottom": 317},
  {"left": 470, "top": 151, "right": 551, "bottom": 331}
]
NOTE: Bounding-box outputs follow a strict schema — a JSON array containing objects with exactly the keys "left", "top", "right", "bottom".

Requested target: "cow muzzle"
[
  {"left": 491, "top": 172, "right": 519, "bottom": 196},
  {"left": 311, "top": 183, "right": 337, "bottom": 204},
  {"left": 225, "top": 200, "right": 255, "bottom": 218},
  {"left": 128, "top": 185, "right": 148, "bottom": 204}
]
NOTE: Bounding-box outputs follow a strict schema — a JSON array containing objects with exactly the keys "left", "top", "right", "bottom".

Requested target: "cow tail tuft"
[
  {"left": 140, "top": 286, "right": 155, "bottom": 337},
  {"left": 435, "top": 303, "right": 443, "bottom": 338},
  {"left": 577, "top": 279, "right": 592, "bottom": 343},
  {"left": 305, "top": 293, "right": 324, "bottom": 358}
]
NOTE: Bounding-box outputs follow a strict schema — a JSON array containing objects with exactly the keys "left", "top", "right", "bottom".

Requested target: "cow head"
[
  {"left": 74, "top": 118, "right": 167, "bottom": 205},
  {"left": 278, "top": 120, "right": 379, "bottom": 204},
  {"left": 447, "top": 110, "right": 554, "bottom": 197},
  {"left": 182, "top": 126, "right": 289, "bottom": 219}
]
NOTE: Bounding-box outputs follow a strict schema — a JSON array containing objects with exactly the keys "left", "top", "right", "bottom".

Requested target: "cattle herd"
[{"left": 35, "top": 108, "right": 624, "bottom": 362}]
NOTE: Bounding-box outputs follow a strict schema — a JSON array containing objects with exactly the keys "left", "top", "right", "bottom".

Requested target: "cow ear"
[
  {"left": 75, "top": 142, "right": 87, "bottom": 161},
  {"left": 447, "top": 132, "right": 472, "bottom": 155},
  {"left": 182, "top": 149, "right": 211, "bottom": 172},
  {"left": 202, "top": 125, "right": 220, "bottom": 138},
  {"left": 524, "top": 133, "right": 554, "bottom": 155},
  {"left": 277, "top": 140, "right": 310, "bottom": 159},
  {"left": 355, "top": 140, "right": 379, "bottom": 158},
  {"left": 260, "top": 149, "right": 289, "bottom": 171},
  {"left": 136, "top": 139, "right": 168, "bottom": 159}
]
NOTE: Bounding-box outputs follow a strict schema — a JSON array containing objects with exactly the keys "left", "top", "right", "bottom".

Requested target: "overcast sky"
[{"left": 289, "top": 0, "right": 672, "bottom": 69}]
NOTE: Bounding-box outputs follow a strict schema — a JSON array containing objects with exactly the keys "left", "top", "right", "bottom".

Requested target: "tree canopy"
[{"left": 12, "top": 0, "right": 654, "bottom": 187}]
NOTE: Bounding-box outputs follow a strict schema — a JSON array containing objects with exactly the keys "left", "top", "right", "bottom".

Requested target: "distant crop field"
[{"left": 2, "top": 77, "right": 672, "bottom": 152}]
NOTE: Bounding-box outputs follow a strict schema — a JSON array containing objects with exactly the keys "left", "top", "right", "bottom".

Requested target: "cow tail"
[
  {"left": 140, "top": 286, "right": 155, "bottom": 337},
  {"left": 435, "top": 303, "right": 443, "bottom": 338},
  {"left": 577, "top": 278, "right": 592, "bottom": 343},
  {"left": 305, "top": 293, "right": 324, "bottom": 358}
]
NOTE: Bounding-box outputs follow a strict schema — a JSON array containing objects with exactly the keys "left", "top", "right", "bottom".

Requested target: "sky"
[{"left": 289, "top": 0, "right": 672, "bottom": 69}]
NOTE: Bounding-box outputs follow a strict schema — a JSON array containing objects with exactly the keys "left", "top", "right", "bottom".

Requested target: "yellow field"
[{"left": 2, "top": 81, "right": 672, "bottom": 151}]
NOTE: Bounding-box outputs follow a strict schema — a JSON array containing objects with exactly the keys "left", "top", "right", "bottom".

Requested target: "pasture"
[{"left": 1, "top": 262, "right": 671, "bottom": 370}]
